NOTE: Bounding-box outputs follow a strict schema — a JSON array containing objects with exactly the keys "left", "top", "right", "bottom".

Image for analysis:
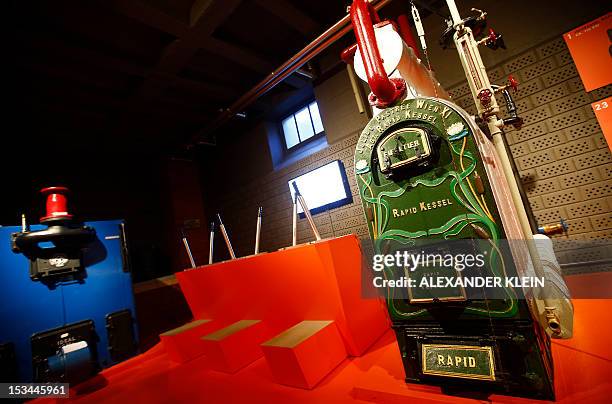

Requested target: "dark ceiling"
[{"left": 7, "top": 0, "right": 445, "bottom": 156}]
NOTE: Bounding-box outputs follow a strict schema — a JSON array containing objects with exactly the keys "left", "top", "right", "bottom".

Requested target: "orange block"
[
  {"left": 261, "top": 321, "right": 347, "bottom": 389},
  {"left": 159, "top": 319, "right": 219, "bottom": 363},
  {"left": 200, "top": 320, "right": 269, "bottom": 373}
]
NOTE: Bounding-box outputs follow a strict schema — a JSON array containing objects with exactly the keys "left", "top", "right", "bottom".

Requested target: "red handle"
[{"left": 350, "top": 0, "right": 397, "bottom": 105}]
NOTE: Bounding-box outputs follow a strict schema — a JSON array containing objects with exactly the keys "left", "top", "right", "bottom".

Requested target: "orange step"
[
  {"left": 159, "top": 319, "right": 219, "bottom": 363},
  {"left": 261, "top": 320, "right": 347, "bottom": 389},
  {"left": 201, "top": 320, "right": 270, "bottom": 374}
]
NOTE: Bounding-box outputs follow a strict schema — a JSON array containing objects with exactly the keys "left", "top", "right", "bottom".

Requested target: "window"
[
  {"left": 281, "top": 101, "right": 324, "bottom": 149},
  {"left": 288, "top": 160, "right": 352, "bottom": 215}
]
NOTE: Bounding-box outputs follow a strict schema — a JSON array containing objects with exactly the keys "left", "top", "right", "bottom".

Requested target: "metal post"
[
  {"left": 181, "top": 230, "right": 196, "bottom": 269},
  {"left": 292, "top": 182, "right": 322, "bottom": 241},
  {"left": 254, "top": 207, "right": 262, "bottom": 254},
  {"left": 217, "top": 213, "right": 236, "bottom": 259},
  {"left": 292, "top": 197, "right": 298, "bottom": 246},
  {"left": 208, "top": 221, "right": 215, "bottom": 265},
  {"left": 21, "top": 214, "right": 28, "bottom": 233}
]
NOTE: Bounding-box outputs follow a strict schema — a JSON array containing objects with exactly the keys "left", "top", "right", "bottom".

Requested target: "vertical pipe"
[
  {"left": 445, "top": 0, "right": 463, "bottom": 26},
  {"left": 346, "top": 64, "right": 366, "bottom": 114},
  {"left": 350, "top": 0, "right": 397, "bottom": 104}
]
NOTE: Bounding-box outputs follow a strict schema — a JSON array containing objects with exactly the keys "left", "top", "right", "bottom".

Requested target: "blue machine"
[{"left": 0, "top": 219, "right": 138, "bottom": 384}]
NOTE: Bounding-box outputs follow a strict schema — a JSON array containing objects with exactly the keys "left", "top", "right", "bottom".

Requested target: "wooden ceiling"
[{"left": 7, "top": 0, "right": 444, "bottom": 156}]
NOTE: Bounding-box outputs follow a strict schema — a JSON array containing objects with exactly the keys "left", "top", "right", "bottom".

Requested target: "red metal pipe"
[
  {"left": 193, "top": 0, "right": 393, "bottom": 143},
  {"left": 396, "top": 14, "right": 420, "bottom": 58},
  {"left": 350, "top": 0, "right": 396, "bottom": 105}
]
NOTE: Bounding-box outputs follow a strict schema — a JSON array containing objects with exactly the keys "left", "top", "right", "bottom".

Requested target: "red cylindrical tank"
[{"left": 40, "top": 186, "right": 73, "bottom": 222}]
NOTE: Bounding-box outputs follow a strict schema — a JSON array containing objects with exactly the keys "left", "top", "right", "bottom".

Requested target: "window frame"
[{"left": 280, "top": 100, "right": 325, "bottom": 152}]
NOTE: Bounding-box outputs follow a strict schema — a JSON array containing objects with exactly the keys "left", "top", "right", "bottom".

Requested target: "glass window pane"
[
  {"left": 295, "top": 106, "right": 315, "bottom": 141},
  {"left": 282, "top": 116, "right": 300, "bottom": 148},
  {"left": 309, "top": 102, "right": 324, "bottom": 134}
]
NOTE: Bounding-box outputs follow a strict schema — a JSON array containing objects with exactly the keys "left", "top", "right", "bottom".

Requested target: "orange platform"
[
  {"left": 34, "top": 251, "right": 612, "bottom": 404},
  {"left": 37, "top": 297, "right": 611, "bottom": 403},
  {"left": 175, "top": 235, "right": 390, "bottom": 357}
]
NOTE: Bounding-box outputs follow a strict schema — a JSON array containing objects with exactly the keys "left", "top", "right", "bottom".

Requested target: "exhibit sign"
[
  {"left": 592, "top": 97, "right": 611, "bottom": 152},
  {"left": 563, "top": 13, "right": 612, "bottom": 92}
]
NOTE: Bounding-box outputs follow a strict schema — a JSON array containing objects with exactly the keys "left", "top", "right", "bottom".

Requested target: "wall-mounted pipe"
[{"left": 346, "top": 64, "right": 366, "bottom": 114}]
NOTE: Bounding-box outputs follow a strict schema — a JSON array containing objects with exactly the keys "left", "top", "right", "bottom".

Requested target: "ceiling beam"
[
  {"left": 200, "top": 37, "right": 273, "bottom": 74},
  {"left": 107, "top": 0, "right": 188, "bottom": 37},
  {"left": 254, "top": 0, "right": 320, "bottom": 36},
  {"left": 107, "top": 0, "right": 308, "bottom": 89},
  {"left": 135, "top": 0, "right": 242, "bottom": 99},
  {"left": 16, "top": 39, "right": 238, "bottom": 103}
]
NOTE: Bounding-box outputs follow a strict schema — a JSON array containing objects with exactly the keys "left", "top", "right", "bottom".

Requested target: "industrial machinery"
[
  {"left": 0, "top": 187, "right": 138, "bottom": 385},
  {"left": 348, "top": 0, "right": 572, "bottom": 399}
]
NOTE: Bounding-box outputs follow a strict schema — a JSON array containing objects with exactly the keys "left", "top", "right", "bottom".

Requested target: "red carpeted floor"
[{"left": 39, "top": 298, "right": 612, "bottom": 404}]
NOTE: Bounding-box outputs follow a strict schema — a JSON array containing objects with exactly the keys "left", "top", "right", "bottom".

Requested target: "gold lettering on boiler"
[
  {"left": 437, "top": 355, "right": 477, "bottom": 368},
  {"left": 355, "top": 99, "right": 453, "bottom": 154},
  {"left": 392, "top": 199, "right": 453, "bottom": 218}
]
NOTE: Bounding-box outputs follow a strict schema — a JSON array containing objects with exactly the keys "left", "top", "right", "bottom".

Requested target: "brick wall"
[{"left": 202, "top": 35, "right": 611, "bottom": 272}]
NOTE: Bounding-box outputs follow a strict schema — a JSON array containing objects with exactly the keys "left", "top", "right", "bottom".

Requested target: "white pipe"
[{"left": 445, "top": 0, "right": 463, "bottom": 27}]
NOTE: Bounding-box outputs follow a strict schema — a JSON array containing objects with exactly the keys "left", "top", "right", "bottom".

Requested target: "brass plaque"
[
  {"left": 376, "top": 127, "right": 431, "bottom": 173},
  {"left": 421, "top": 344, "right": 495, "bottom": 381}
]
